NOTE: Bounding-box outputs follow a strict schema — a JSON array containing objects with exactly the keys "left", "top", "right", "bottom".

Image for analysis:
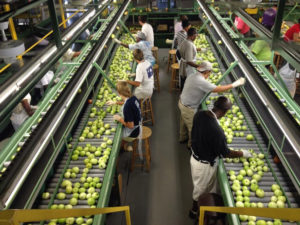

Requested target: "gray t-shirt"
[
  {"left": 180, "top": 72, "right": 216, "bottom": 109},
  {"left": 179, "top": 39, "right": 197, "bottom": 77}
]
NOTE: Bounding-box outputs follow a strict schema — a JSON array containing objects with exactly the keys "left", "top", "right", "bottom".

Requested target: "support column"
[
  {"left": 271, "top": 0, "right": 285, "bottom": 50},
  {"left": 48, "top": 0, "right": 62, "bottom": 48}
]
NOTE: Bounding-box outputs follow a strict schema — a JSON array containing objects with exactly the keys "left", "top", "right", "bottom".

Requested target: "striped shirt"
[{"left": 173, "top": 30, "right": 187, "bottom": 49}]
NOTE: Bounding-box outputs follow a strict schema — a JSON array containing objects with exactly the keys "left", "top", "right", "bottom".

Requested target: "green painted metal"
[
  {"left": 198, "top": 18, "right": 209, "bottom": 33},
  {"left": 283, "top": 3, "right": 298, "bottom": 21},
  {"left": 93, "top": 62, "right": 116, "bottom": 89},
  {"left": 0, "top": 4, "right": 120, "bottom": 189},
  {"left": 118, "top": 20, "right": 135, "bottom": 41},
  {"left": 272, "top": 0, "right": 286, "bottom": 50},
  {"left": 47, "top": 0, "right": 62, "bottom": 48}
]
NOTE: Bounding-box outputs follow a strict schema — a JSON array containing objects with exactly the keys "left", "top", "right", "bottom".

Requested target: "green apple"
[
  {"left": 76, "top": 217, "right": 84, "bottom": 225},
  {"left": 276, "top": 200, "right": 285, "bottom": 208},
  {"left": 56, "top": 193, "right": 66, "bottom": 200},
  {"left": 268, "top": 202, "right": 277, "bottom": 208},
  {"left": 239, "top": 215, "right": 248, "bottom": 221},
  {"left": 242, "top": 178, "right": 250, "bottom": 186},
  {"left": 257, "top": 202, "right": 264, "bottom": 208},
  {"left": 271, "top": 184, "right": 280, "bottom": 191},
  {"left": 274, "top": 189, "right": 283, "bottom": 197},
  {"left": 42, "top": 192, "right": 50, "bottom": 199},
  {"left": 256, "top": 220, "right": 266, "bottom": 225},
  {"left": 250, "top": 202, "right": 257, "bottom": 208},
  {"left": 256, "top": 188, "right": 265, "bottom": 198},
  {"left": 235, "top": 201, "right": 244, "bottom": 207},
  {"left": 66, "top": 217, "right": 75, "bottom": 225},
  {"left": 246, "top": 134, "right": 254, "bottom": 141}
]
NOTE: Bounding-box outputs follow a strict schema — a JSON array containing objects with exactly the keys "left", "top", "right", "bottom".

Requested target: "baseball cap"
[{"left": 136, "top": 31, "right": 146, "bottom": 40}]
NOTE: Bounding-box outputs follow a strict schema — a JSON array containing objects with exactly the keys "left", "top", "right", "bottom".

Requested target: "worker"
[
  {"left": 126, "top": 49, "right": 154, "bottom": 100},
  {"left": 189, "top": 96, "right": 252, "bottom": 219},
  {"left": 284, "top": 18, "right": 300, "bottom": 42},
  {"left": 138, "top": 15, "right": 154, "bottom": 47},
  {"left": 278, "top": 63, "right": 297, "bottom": 98},
  {"left": 114, "top": 31, "right": 155, "bottom": 65},
  {"left": 178, "top": 61, "right": 246, "bottom": 149},
  {"left": 178, "top": 28, "right": 202, "bottom": 88},
  {"left": 32, "top": 70, "right": 55, "bottom": 105},
  {"left": 10, "top": 93, "right": 36, "bottom": 131},
  {"left": 250, "top": 25, "right": 272, "bottom": 62},
  {"left": 174, "top": 15, "right": 188, "bottom": 35},
  {"left": 173, "top": 20, "right": 191, "bottom": 50},
  {"left": 262, "top": 5, "right": 277, "bottom": 31},
  {"left": 233, "top": 16, "right": 250, "bottom": 37},
  {"left": 113, "top": 81, "right": 141, "bottom": 151}
]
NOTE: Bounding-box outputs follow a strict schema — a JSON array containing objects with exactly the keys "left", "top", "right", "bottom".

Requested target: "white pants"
[
  {"left": 134, "top": 87, "right": 153, "bottom": 100},
  {"left": 190, "top": 155, "right": 218, "bottom": 201}
]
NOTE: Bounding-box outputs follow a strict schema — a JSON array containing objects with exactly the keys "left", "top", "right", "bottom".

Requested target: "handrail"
[
  {"left": 0, "top": 206, "right": 131, "bottom": 225},
  {"left": 199, "top": 207, "right": 300, "bottom": 225},
  {"left": 0, "top": 9, "right": 83, "bottom": 74}
]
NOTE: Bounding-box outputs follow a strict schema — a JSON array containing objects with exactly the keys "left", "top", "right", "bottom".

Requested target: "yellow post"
[
  {"left": 58, "top": 0, "right": 66, "bottom": 29},
  {"left": 3, "top": 4, "right": 17, "bottom": 40}
]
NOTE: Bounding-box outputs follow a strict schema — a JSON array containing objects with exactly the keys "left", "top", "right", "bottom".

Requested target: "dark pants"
[{"left": 180, "top": 76, "right": 186, "bottom": 92}]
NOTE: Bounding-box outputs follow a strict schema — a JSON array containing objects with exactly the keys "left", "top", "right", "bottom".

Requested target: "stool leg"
[
  {"left": 131, "top": 140, "right": 138, "bottom": 171},
  {"left": 140, "top": 99, "right": 144, "bottom": 120},
  {"left": 149, "top": 99, "right": 154, "bottom": 125},
  {"left": 156, "top": 67, "right": 160, "bottom": 92},
  {"left": 145, "top": 138, "right": 151, "bottom": 172},
  {"left": 167, "top": 54, "right": 171, "bottom": 72},
  {"left": 172, "top": 54, "right": 176, "bottom": 64}
]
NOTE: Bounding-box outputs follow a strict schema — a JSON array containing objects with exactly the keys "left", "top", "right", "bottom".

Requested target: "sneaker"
[{"left": 189, "top": 209, "right": 197, "bottom": 219}]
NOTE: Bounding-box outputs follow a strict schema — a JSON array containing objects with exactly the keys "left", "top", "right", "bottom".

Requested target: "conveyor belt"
[{"left": 197, "top": 33, "right": 300, "bottom": 224}]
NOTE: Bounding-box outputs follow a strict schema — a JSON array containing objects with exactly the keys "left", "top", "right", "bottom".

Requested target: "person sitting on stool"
[
  {"left": 125, "top": 49, "right": 154, "bottom": 100},
  {"left": 179, "top": 61, "right": 246, "bottom": 149},
  {"left": 189, "top": 96, "right": 252, "bottom": 219},
  {"left": 113, "top": 81, "right": 141, "bottom": 151}
]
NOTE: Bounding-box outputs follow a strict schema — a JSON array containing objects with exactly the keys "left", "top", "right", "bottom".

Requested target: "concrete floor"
[{"left": 107, "top": 49, "right": 194, "bottom": 225}]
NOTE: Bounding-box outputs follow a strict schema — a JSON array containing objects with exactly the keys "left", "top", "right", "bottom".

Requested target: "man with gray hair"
[
  {"left": 114, "top": 31, "right": 155, "bottom": 65},
  {"left": 178, "top": 61, "right": 246, "bottom": 148}
]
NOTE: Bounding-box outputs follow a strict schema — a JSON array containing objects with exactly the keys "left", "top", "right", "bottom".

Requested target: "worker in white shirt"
[
  {"left": 126, "top": 49, "right": 154, "bottom": 100},
  {"left": 138, "top": 15, "right": 154, "bottom": 47},
  {"left": 174, "top": 15, "right": 188, "bottom": 35},
  {"left": 10, "top": 94, "right": 36, "bottom": 131},
  {"left": 114, "top": 31, "right": 155, "bottom": 66}
]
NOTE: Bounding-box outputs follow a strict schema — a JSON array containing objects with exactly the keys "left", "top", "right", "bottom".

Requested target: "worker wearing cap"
[
  {"left": 178, "top": 61, "right": 246, "bottom": 148},
  {"left": 189, "top": 96, "right": 252, "bottom": 219},
  {"left": 114, "top": 31, "right": 155, "bottom": 66}
]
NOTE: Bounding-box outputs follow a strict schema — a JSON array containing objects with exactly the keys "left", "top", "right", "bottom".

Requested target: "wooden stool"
[
  {"left": 140, "top": 98, "right": 154, "bottom": 125},
  {"left": 167, "top": 49, "right": 177, "bottom": 72},
  {"left": 131, "top": 126, "right": 152, "bottom": 172},
  {"left": 269, "top": 51, "right": 283, "bottom": 74},
  {"left": 152, "top": 46, "right": 159, "bottom": 63},
  {"left": 153, "top": 64, "right": 160, "bottom": 92},
  {"left": 170, "top": 63, "right": 180, "bottom": 92}
]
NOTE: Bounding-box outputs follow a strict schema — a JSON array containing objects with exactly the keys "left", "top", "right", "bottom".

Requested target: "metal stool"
[
  {"left": 151, "top": 46, "right": 158, "bottom": 63},
  {"left": 170, "top": 63, "right": 180, "bottom": 92},
  {"left": 140, "top": 97, "right": 154, "bottom": 125},
  {"left": 131, "top": 126, "right": 152, "bottom": 172},
  {"left": 153, "top": 64, "right": 160, "bottom": 92},
  {"left": 167, "top": 49, "right": 177, "bottom": 72}
]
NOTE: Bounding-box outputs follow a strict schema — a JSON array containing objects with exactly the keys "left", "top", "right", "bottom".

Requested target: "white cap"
[
  {"left": 198, "top": 61, "right": 213, "bottom": 72},
  {"left": 136, "top": 31, "right": 146, "bottom": 40}
]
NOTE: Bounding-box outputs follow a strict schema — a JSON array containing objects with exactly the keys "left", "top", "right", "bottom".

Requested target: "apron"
[
  {"left": 121, "top": 98, "right": 143, "bottom": 159},
  {"left": 179, "top": 43, "right": 197, "bottom": 79}
]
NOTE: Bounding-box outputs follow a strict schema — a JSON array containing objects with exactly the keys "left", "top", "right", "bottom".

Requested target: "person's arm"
[
  {"left": 127, "top": 80, "right": 141, "bottom": 87},
  {"left": 186, "top": 61, "right": 199, "bottom": 68},
  {"left": 117, "top": 117, "right": 135, "bottom": 129},
  {"left": 120, "top": 43, "right": 129, "bottom": 48},
  {"left": 212, "top": 84, "right": 233, "bottom": 92},
  {"left": 227, "top": 150, "right": 243, "bottom": 158},
  {"left": 21, "top": 100, "right": 34, "bottom": 116}
]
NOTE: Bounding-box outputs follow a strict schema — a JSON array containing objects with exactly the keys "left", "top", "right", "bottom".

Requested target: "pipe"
[{"left": 0, "top": 0, "right": 48, "bottom": 22}]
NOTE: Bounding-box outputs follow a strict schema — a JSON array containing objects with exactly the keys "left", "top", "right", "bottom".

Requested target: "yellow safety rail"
[
  {"left": 199, "top": 207, "right": 300, "bottom": 225},
  {"left": 0, "top": 9, "right": 83, "bottom": 74},
  {"left": 0, "top": 206, "right": 131, "bottom": 225}
]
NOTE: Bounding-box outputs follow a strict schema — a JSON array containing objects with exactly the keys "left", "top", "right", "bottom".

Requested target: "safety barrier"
[
  {"left": 199, "top": 207, "right": 300, "bottom": 225},
  {"left": 0, "top": 206, "right": 131, "bottom": 225}
]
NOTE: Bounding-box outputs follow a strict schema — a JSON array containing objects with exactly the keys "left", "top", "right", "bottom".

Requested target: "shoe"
[{"left": 189, "top": 209, "right": 197, "bottom": 219}]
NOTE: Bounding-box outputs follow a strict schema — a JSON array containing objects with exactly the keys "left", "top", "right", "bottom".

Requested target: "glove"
[
  {"left": 232, "top": 77, "right": 246, "bottom": 88},
  {"left": 241, "top": 149, "right": 252, "bottom": 158},
  {"left": 113, "top": 39, "right": 121, "bottom": 44},
  {"left": 113, "top": 115, "right": 121, "bottom": 121},
  {"left": 106, "top": 100, "right": 116, "bottom": 105},
  {"left": 31, "top": 105, "right": 38, "bottom": 110}
]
